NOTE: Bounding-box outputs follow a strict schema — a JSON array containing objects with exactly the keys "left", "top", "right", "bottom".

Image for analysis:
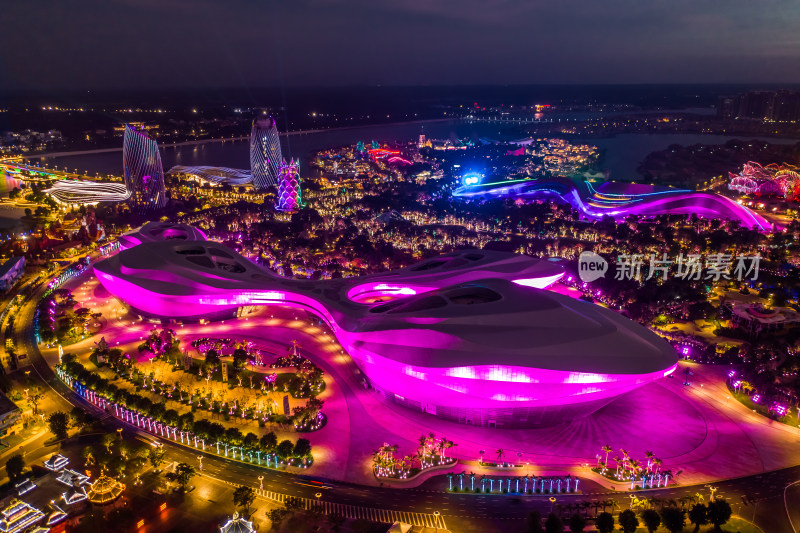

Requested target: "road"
[{"left": 10, "top": 269, "right": 800, "bottom": 533}]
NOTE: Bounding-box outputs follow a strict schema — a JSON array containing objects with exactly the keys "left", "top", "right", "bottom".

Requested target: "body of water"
[
  {"left": 29, "top": 120, "right": 508, "bottom": 178},
  {"left": 590, "top": 133, "right": 800, "bottom": 180},
  {"left": 26, "top": 120, "right": 800, "bottom": 182}
]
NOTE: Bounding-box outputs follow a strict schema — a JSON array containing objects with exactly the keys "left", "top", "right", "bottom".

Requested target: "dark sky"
[{"left": 2, "top": 0, "right": 799, "bottom": 90}]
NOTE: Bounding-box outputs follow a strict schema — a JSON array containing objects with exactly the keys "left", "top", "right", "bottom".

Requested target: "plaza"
[{"left": 35, "top": 235, "right": 800, "bottom": 491}]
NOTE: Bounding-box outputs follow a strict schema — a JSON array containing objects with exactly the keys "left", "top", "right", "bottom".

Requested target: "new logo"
[{"left": 578, "top": 251, "right": 608, "bottom": 282}]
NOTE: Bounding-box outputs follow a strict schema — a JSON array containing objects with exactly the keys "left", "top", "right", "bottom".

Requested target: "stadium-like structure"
[
  {"left": 728, "top": 161, "right": 800, "bottom": 200},
  {"left": 167, "top": 166, "right": 253, "bottom": 186},
  {"left": 122, "top": 125, "right": 167, "bottom": 212},
  {"left": 93, "top": 223, "right": 677, "bottom": 428},
  {"left": 44, "top": 180, "right": 131, "bottom": 206},
  {"left": 454, "top": 177, "right": 772, "bottom": 232}
]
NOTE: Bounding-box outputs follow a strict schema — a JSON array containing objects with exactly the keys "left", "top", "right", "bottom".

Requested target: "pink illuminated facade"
[
  {"left": 117, "top": 221, "right": 207, "bottom": 250},
  {"left": 93, "top": 227, "right": 677, "bottom": 428}
]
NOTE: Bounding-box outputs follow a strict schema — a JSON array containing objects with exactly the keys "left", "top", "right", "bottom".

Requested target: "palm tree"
[
  {"left": 629, "top": 459, "right": 641, "bottom": 479},
  {"left": 496, "top": 448, "right": 506, "bottom": 464},
  {"left": 644, "top": 450, "right": 655, "bottom": 472},
  {"left": 441, "top": 439, "right": 455, "bottom": 460},
  {"left": 620, "top": 449, "right": 630, "bottom": 475},
  {"left": 614, "top": 456, "right": 623, "bottom": 477},
  {"left": 410, "top": 453, "right": 421, "bottom": 470},
  {"left": 417, "top": 435, "right": 427, "bottom": 461},
  {"left": 688, "top": 503, "right": 708, "bottom": 533},
  {"left": 652, "top": 458, "right": 663, "bottom": 476},
  {"left": 601, "top": 445, "right": 612, "bottom": 468}
]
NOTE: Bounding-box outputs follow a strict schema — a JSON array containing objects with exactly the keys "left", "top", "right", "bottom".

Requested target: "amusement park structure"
[{"left": 728, "top": 161, "right": 800, "bottom": 200}]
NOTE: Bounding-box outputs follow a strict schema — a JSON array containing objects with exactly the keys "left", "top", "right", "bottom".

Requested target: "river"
[{"left": 22, "top": 120, "right": 800, "bottom": 182}]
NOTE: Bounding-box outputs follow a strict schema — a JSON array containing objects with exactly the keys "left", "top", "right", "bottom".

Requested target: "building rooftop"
[{"left": 0, "top": 257, "right": 23, "bottom": 280}]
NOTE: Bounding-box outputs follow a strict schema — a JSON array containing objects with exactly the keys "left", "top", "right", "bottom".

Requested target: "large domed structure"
[{"left": 93, "top": 229, "right": 677, "bottom": 428}]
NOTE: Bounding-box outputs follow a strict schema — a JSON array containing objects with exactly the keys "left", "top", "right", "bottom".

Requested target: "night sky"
[{"left": 2, "top": 0, "right": 799, "bottom": 90}]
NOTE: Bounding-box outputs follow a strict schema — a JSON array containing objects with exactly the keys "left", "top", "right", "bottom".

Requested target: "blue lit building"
[
  {"left": 122, "top": 125, "right": 167, "bottom": 212},
  {"left": 250, "top": 117, "right": 283, "bottom": 189}
]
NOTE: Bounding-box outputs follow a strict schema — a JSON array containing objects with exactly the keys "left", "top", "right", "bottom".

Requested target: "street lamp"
[
  {"left": 549, "top": 497, "right": 557, "bottom": 514},
  {"left": 705, "top": 484, "right": 718, "bottom": 501},
  {"left": 197, "top": 455, "right": 203, "bottom": 471},
  {"left": 258, "top": 475, "right": 264, "bottom": 490}
]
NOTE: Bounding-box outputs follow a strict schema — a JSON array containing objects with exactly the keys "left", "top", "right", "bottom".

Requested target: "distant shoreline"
[{"left": 23, "top": 118, "right": 453, "bottom": 160}]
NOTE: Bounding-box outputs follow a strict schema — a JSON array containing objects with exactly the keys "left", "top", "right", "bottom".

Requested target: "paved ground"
[
  {"left": 12, "top": 269, "right": 800, "bottom": 532},
  {"left": 38, "top": 273, "right": 800, "bottom": 489}
]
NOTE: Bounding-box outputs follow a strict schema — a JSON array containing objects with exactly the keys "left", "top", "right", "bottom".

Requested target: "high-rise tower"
[
  {"left": 250, "top": 117, "right": 283, "bottom": 188},
  {"left": 275, "top": 159, "right": 302, "bottom": 212},
  {"left": 122, "top": 125, "right": 167, "bottom": 212}
]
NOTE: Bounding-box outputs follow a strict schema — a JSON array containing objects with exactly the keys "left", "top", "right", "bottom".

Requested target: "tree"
[
  {"left": 526, "top": 510, "right": 544, "bottom": 533},
  {"left": 293, "top": 438, "right": 312, "bottom": 459},
  {"left": 102, "top": 433, "right": 118, "bottom": 453},
  {"left": 166, "top": 462, "right": 195, "bottom": 491},
  {"left": 276, "top": 440, "right": 295, "bottom": 460},
  {"left": 641, "top": 509, "right": 661, "bottom": 533},
  {"left": 688, "top": 503, "right": 708, "bottom": 533},
  {"left": 595, "top": 512, "right": 614, "bottom": 533},
  {"left": 149, "top": 446, "right": 165, "bottom": 470},
  {"left": 47, "top": 411, "right": 70, "bottom": 440},
  {"left": 618, "top": 509, "right": 639, "bottom": 533},
  {"left": 260, "top": 432, "right": 278, "bottom": 452},
  {"left": 545, "top": 512, "right": 564, "bottom": 533},
  {"left": 706, "top": 500, "right": 732, "bottom": 532},
  {"left": 568, "top": 513, "right": 585, "bottom": 533},
  {"left": 5, "top": 454, "right": 25, "bottom": 482},
  {"left": 660, "top": 507, "right": 686, "bottom": 533},
  {"left": 82, "top": 446, "right": 96, "bottom": 467},
  {"left": 205, "top": 349, "right": 220, "bottom": 366},
  {"left": 233, "top": 486, "right": 256, "bottom": 515},
  {"left": 232, "top": 348, "right": 249, "bottom": 369}
]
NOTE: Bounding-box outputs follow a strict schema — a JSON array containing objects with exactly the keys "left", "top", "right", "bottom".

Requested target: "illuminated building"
[
  {"left": 0, "top": 500, "right": 45, "bottom": 533},
  {"left": 454, "top": 177, "right": 773, "bottom": 232},
  {"left": 0, "top": 257, "right": 25, "bottom": 292},
  {"left": 44, "top": 179, "right": 131, "bottom": 206},
  {"left": 275, "top": 159, "right": 303, "bottom": 211},
  {"left": 87, "top": 475, "right": 125, "bottom": 504},
  {"left": 122, "top": 125, "right": 167, "bottom": 212},
  {"left": 219, "top": 512, "right": 255, "bottom": 533},
  {"left": 93, "top": 229, "right": 676, "bottom": 428},
  {"left": 43, "top": 454, "right": 69, "bottom": 472},
  {"left": 250, "top": 117, "right": 283, "bottom": 188},
  {"left": 168, "top": 165, "right": 253, "bottom": 186},
  {"left": 728, "top": 161, "right": 800, "bottom": 200},
  {"left": 118, "top": 221, "right": 207, "bottom": 250}
]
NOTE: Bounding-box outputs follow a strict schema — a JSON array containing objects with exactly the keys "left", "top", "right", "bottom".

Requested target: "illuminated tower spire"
[
  {"left": 122, "top": 125, "right": 166, "bottom": 212},
  {"left": 250, "top": 117, "right": 283, "bottom": 188},
  {"left": 275, "top": 159, "right": 302, "bottom": 212}
]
